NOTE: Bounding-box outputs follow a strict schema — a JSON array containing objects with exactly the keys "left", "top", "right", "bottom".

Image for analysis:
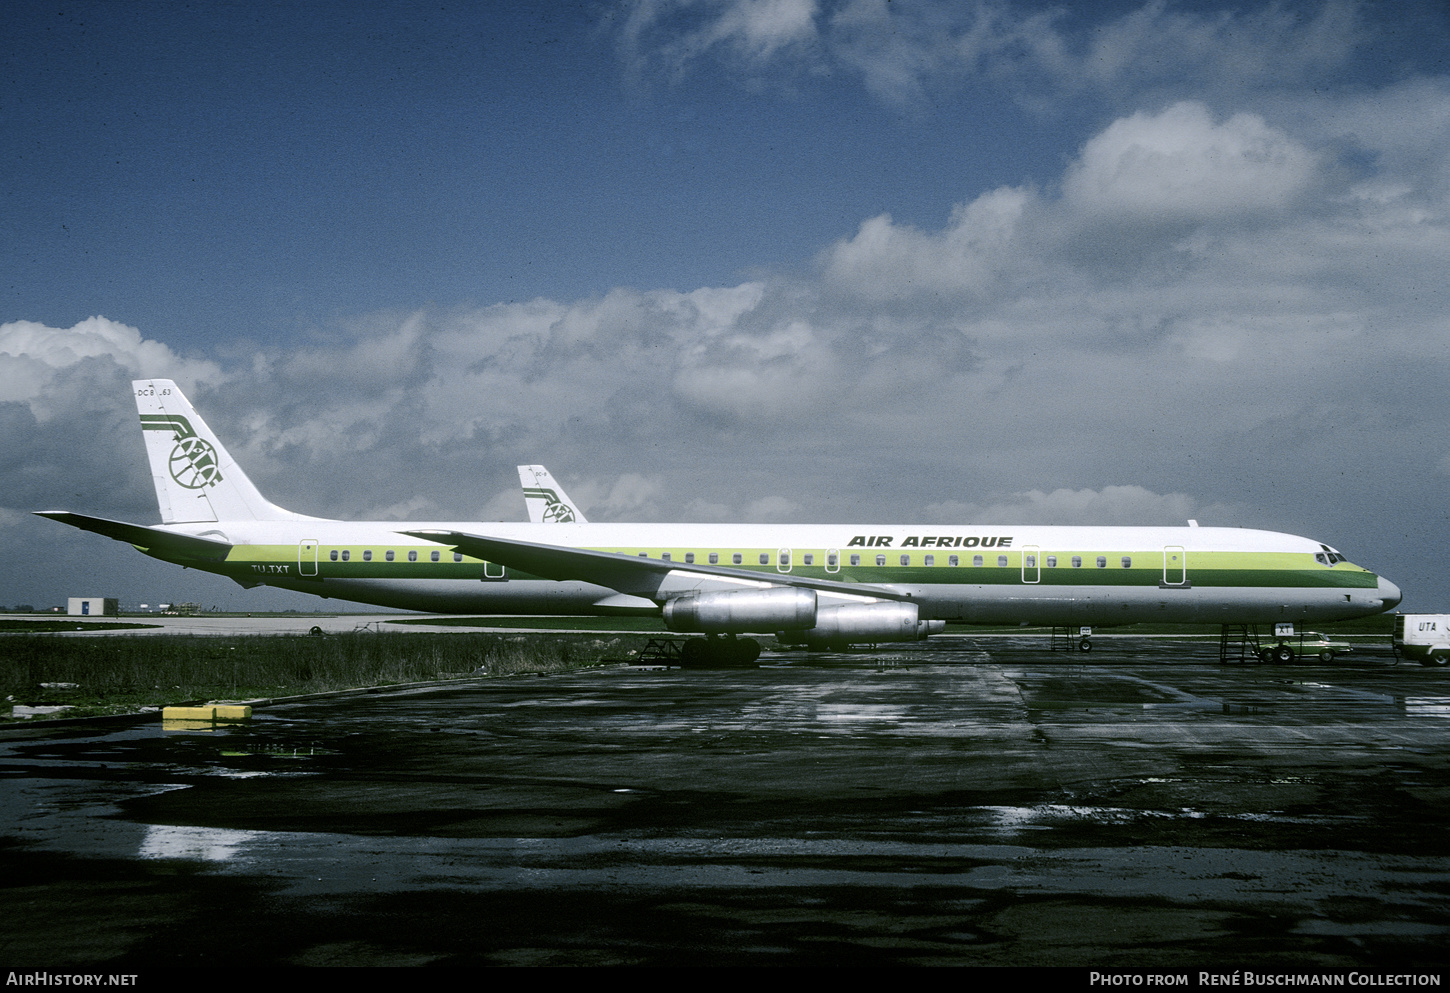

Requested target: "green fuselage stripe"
[{"left": 148, "top": 542, "right": 1380, "bottom": 591}]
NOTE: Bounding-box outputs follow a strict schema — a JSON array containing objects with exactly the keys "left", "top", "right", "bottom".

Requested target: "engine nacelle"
[
  {"left": 777, "top": 602, "right": 942, "bottom": 648},
  {"left": 663, "top": 587, "right": 817, "bottom": 634}
]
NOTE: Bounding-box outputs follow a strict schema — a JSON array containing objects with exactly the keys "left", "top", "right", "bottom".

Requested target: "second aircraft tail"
[{"left": 518, "top": 465, "right": 588, "bottom": 523}]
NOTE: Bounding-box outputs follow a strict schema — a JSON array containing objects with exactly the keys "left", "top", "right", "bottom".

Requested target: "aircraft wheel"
[
  {"left": 680, "top": 639, "right": 708, "bottom": 666},
  {"left": 1274, "top": 644, "right": 1294, "bottom": 664},
  {"left": 1258, "top": 648, "right": 1274, "bottom": 664},
  {"left": 736, "top": 638, "right": 762, "bottom": 664},
  {"left": 1319, "top": 650, "right": 1334, "bottom": 663},
  {"left": 1078, "top": 638, "right": 1092, "bottom": 652}
]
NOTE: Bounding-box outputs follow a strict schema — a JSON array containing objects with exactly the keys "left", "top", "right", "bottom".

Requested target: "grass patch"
[
  {"left": 0, "top": 620, "right": 160, "bottom": 633},
  {"left": 0, "top": 632, "right": 651, "bottom": 721}
]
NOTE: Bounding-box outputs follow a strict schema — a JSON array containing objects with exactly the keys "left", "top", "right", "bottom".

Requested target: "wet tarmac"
[{"left": 1, "top": 637, "right": 1448, "bottom": 967}]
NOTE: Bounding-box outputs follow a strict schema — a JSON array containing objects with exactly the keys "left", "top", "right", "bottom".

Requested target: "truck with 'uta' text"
[{"left": 1393, "top": 614, "right": 1450, "bottom": 666}]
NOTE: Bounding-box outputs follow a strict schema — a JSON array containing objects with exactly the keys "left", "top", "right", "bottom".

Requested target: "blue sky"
[
  {"left": 7, "top": 2, "right": 1066, "bottom": 335},
  {"left": 4, "top": 0, "right": 1450, "bottom": 612}
]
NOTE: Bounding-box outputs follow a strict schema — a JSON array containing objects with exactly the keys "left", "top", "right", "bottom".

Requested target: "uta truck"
[{"left": 1393, "top": 615, "right": 1450, "bottom": 666}]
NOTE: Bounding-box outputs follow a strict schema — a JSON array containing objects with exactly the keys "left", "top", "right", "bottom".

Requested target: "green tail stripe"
[{"left": 139, "top": 414, "right": 196, "bottom": 439}]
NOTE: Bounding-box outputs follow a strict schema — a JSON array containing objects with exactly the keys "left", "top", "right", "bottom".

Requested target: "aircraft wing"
[
  {"left": 401, "top": 529, "right": 911, "bottom": 604},
  {"left": 35, "top": 511, "right": 233, "bottom": 561}
]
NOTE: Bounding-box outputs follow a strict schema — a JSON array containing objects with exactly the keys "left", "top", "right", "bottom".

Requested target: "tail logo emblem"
[
  {"left": 523, "top": 487, "right": 575, "bottom": 522},
  {"left": 140, "top": 414, "right": 224, "bottom": 490}
]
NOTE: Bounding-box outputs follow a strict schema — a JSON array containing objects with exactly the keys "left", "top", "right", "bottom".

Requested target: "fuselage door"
[
  {"left": 299, "top": 540, "right": 319, "bottom": 577},
  {"left": 1163, "top": 546, "right": 1187, "bottom": 586},
  {"left": 1022, "top": 545, "right": 1040, "bottom": 584},
  {"left": 825, "top": 548, "right": 840, "bottom": 574}
]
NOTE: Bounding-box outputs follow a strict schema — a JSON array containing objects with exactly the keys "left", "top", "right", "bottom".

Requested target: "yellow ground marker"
[{"left": 162, "top": 704, "right": 252, "bottom": 722}]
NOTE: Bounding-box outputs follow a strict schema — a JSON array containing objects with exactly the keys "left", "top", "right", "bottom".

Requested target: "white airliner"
[{"left": 38, "top": 380, "right": 1401, "bottom": 661}]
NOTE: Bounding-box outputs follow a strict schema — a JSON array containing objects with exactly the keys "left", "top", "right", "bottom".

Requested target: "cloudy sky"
[{"left": 3, "top": 0, "right": 1448, "bottom": 612}]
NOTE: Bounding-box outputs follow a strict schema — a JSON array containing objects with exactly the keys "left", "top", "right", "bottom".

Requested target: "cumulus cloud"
[
  {"left": 0, "top": 316, "right": 220, "bottom": 415},
  {"left": 0, "top": 318, "right": 226, "bottom": 522},
  {"left": 823, "top": 186, "right": 1036, "bottom": 300},
  {"left": 1062, "top": 102, "right": 1319, "bottom": 224}
]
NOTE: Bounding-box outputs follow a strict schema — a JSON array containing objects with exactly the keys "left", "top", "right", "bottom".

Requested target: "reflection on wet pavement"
[{"left": 2, "top": 637, "right": 1447, "bottom": 966}]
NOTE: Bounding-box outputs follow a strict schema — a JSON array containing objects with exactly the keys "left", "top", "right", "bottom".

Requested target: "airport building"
[{"left": 67, "top": 597, "right": 119, "bottom": 617}]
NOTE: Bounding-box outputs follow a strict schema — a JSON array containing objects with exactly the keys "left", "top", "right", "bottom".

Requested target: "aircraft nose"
[{"left": 1378, "top": 576, "right": 1402, "bottom": 611}]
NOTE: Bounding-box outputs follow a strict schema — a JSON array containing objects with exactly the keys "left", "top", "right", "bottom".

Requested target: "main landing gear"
[{"left": 637, "top": 636, "right": 762, "bottom": 668}]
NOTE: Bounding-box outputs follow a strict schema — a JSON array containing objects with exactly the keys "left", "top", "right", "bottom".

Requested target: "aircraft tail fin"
[
  {"left": 518, "top": 465, "right": 588, "bottom": 523},
  {"left": 134, "top": 380, "right": 312, "bottom": 523}
]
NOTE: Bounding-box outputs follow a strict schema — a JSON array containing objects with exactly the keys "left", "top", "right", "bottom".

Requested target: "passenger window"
[
  {"left": 685, "top": 552, "right": 694, "bottom": 564},
  {"left": 759, "top": 553, "right": 770, "bottom": 565},
  {"left": 899, "top": 554, "right": 910, "bottom": 566},
  {"left": 709, "top": 553, "right": 719, "bottom": 564},
  {"left": 948, "top": 555, "right": 958, "bottom": 567},
  {"left": 826, "top": 552, "right": 837, "bottom": 567},
  {"left": 998, "top": 555, "right": 1008, "bottom": 567},
  {"left": 453, "top": 552, "right": 463, "bottom": 562},
  {"left": 973, "top": 555, "right": 983, "bottom": 567},
  {"left": 341, "top": 550, "right": 350, "bottom": 562},
  {"left": 732, "top": 553, "right": 742, "bottom": 565},
  {"left": 1025, "top": 554, "right": 1036, "bottom": 568},
  {"left": 1121, "top": 556, "right": 1131, "bottom": 568},
  {"left": 803, "top": 554, "right": 813, "bottom": 566},
  {"left": 876, "top": 554, "right": 886, "bottom": 566},
  {"left": 1046, "top": 555, "right": 1056, "bottom": 568},
  {"left": 924, "top": 555, "right": 934, "bottom": 566},
  {"left": 363, "top": 550, "right": 372, "bottom": 561},
  {"left": 661, "top": 552, "right": 671, "bottom": 562},
  {"left": 408, "top": 550, "right": 417, "bottom": 562},
  {"left": 329, "top": 550, "right": 338, "bottom": 561},
  {"left": 385, "top": 550, "right": 395, "bottom": 562},
  {"left": 780, "top": 552, "right": 790, "bottom": 567},
  {"left": 850, "top": 554, "right": 860, "bottom": 566},
  {"left": 1096, "top": 556, "right": 1107, "bottom": 568},
  {"left": 1072, "top": 556, "right": 1081, "bottom": 568},
  {"left": 430, "top": 550, "right": 440, "bottom": 562}
]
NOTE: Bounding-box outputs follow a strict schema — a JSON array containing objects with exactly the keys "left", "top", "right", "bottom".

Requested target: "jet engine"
[
  {"left": 663, "top": 587, "right": 817, "bottom": 634},
  {"left": 776, "top": 601, "right": 944, "bottom": 648}
]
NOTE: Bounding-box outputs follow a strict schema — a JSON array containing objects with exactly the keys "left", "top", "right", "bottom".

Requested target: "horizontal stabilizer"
[{"left": 35, "top": 512, "right": 233, "bottom": 561}]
